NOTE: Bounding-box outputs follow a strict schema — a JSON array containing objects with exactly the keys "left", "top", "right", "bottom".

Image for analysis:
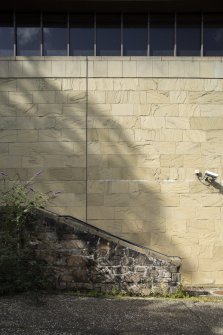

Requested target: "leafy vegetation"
[{"left": 0, "top": 171, "right": 57, "bottom": 295}]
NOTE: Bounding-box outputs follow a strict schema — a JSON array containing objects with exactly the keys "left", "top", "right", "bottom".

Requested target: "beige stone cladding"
[{"left": 1, "top": 57, "right": 223, "bottom": 286}]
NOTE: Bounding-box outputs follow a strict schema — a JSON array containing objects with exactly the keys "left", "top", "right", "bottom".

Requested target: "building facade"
[{"left": 1, "top": 0, "right": 223, "bottom": 286}]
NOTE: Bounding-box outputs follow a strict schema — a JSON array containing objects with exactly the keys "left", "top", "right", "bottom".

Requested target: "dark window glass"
[
  {"left": 43, "top": 13, "right": 67, "bottom": 56},
  {"left": 177, "top": 14, "right": 201, "bottom": 56},
  {"left": 96, "top": 14, "right": 121, "bottom": 56},
  {"left": 70, "top": 14, "right": 94, "bottom": 56},
  {"left": 123, "top": 14, "right": 148, "bottom": 56},
  {"left": 204, "top": 14, "right": 223, "bottom": 56},
  {"left": 16, "top": 13, "right": 41, "bottom": 56},
  {"left": 0, "top": 12, "right": 14, "bottom": 56},
  {"left": 150, "top": 14, "right": 174, "bottom": 56}
]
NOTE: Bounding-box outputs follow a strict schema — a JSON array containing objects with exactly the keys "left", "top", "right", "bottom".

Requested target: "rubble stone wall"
[{"left": 31, "top": 211, "right": 181, "bottom": 294}]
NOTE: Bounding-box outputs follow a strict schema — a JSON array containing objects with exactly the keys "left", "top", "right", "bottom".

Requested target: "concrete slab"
[{"left": 0, "top": 294, "right": 222, "bottom": 335}]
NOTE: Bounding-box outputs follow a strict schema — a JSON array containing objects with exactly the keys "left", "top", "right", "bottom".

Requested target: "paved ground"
[{"left": 0, "top": 294, "right": 223, "bottom": 335}]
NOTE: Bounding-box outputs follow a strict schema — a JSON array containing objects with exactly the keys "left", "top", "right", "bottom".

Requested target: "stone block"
[
  {"left": 136, "top": 61, "right": 152, "bottom": 77},
  {"left": 150, "top": 103, "right": 179, "bottom": 117},
  {"left": 166, "top": 117, "right": 190, "bottom": 129},
  {"left": 0, "top": 79, "right": 16, "bottom": 91},
  {"left": 200, "top": 104, "right": 223, "bottom": 117},
  {"left": 0, "top": 105, "right": 16, "bottom": 117},
  {"left": 0, "top": 61, "right": 9, "bottom": 77},
  {"left": 196, "top": 207, "right": 221, "bottom": 220},
  {"left": 0, "top": 143, "right": 8, "bottom": 154},
  {"left": 88, "top": 78, "right": 113, "bottom": 91},
  {"left": 152, "top": 61, "right": 169, "bottom": 77},
  {"left": 108, "top": 61, "right": 122, "bottom": 77},
  {"left": 65, "top": 61, "right": 82, "bottom": 77},
  {"left": 161, "top": 181, "right": 189, "bottom": 194},
  {"left": 201, "top": 194, "right": 223, "bottom": 207},
  {"left": 17, "top": 78, "right": 40, "bottom": 91},
  {"left": 39, "top": 78, "right": 62, "bottom": 91},
  {"left": 87, "top": 206, "right": 115, "bottom": 220},
  {"left": 17, "top": 130, "right": 38, "bottom": 142},
  {"left": 33, "top": 91, "right": 55, "bottom": 103},
  {"left": 0, "top": 155, "right": 22, "bottom": 168},
  {"left": 39, "top": 129, "right": 61, "bottom": 141},
  {"left": 178, "top": 104, "right": 200, "bottom": 117},
  {"left": 87, "top": 181, "right": 105, "bottom": 194},
  {"left": 192, "top": 117, "right": 223, "bottom": 130},
  {"left": 199, "top": 61, "right": 217, "bottom": 78},
  {"left": 188, "top": 91, "right": 223, "bottom": 104},
  {"left": 160, "top": 154, "right": 184, "bottom": 168},
  {"left": 0, "top": 130, "right": 17, "bottom": 142},
  {"left": 38, "top": 104, "right": 63, "bottom": 116},
  {"left": 113, "top": 78, "right": 138, "bottom": 90},
  {"left": 168, "top": 61, "right": 185, "bottom": 77},
  {"left": 141, "top": 116, "right": 165, "bottom": 129},
  {"left": 183, "top": 130, "right": 206, "bottom": 142},
  {"left": 9, "top": 92, "right": 33, "bottom": 105},
  {"left": 128, "top": 91, "right": 146, "bottom": 104},
  {"left": 105, "top": 91, "right": 128, "bottom": 104},
  {"left": 123, "top": 61, "right": 137, "bottom": 77},
  {"left": 9, "top": 61, "right": 23, "bottom": 77},
  {"left": 93, "top": 61, "right": 108, "bottom": 77},
  {"left": 138, "top": 78, "right": 157, "bottom": 90},
  {"left": 147, "top": 90, "right": 169, "bottom": 104},
  {"left": 187, "top": 219, "right": 215, "bottom": 233},
  {"left": 55, "top": 114, "right": 86, "bottom": 129},
  {"left": 52, "top": 61, "right": 66, "bottom": 77},
  {"left": 9, "top": 142, "right": 74, "bottom": 155},
  {"left": 176, "top": 142, "right": 201, "bottom": 155},
  {"left": 0, "top": 117, "right": 17, "bottom": 130},
  {"left": 199, "top": 258, "right": 223, "bottom": 272},
  {"left": 22, "top": 60, "right": 52, "bottom": 77},
  {"left": 111, "top": 104, "right": 134, "bottom": 116},
  {"left": 88, "top": 91, "right": 106, "bottom": 103},
  {"left": 34, "top": 117, "right": 56, "bottom": 129},
  {"left": 170, "top": 91, "right": 187, "bottom": 104}
]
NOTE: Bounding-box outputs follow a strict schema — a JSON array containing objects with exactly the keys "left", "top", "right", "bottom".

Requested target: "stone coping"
[
  {"left": 40, "top": 208, "right": 181, "bottom": 267},
  {"left": 0, "top": 56, "right": 223, "bottom": 61},
  {"left": 0, "top": 57, "right": 222, "bottom": 78}
]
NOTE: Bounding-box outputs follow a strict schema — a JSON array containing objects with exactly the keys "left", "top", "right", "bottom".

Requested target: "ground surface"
[{"left": 0, "top": 294, "right": 223, "bottom": 335}]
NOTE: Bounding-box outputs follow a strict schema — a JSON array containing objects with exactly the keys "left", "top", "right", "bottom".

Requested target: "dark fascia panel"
[{"left": 1, "top": 0, "right": 223, "bottom": 12}]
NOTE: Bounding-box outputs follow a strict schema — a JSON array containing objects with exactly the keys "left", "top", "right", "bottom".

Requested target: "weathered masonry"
[{"left": 1, "top": 0, "right": 223, "bottom": 286}]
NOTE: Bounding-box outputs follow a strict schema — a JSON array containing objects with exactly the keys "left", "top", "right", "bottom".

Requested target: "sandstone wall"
[{"left": 0, "top": 57, "right": 223, "bottom": 286}]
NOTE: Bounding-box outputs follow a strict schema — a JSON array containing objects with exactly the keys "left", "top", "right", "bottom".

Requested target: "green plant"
[
  {"left": 0, "top": 171, "right": 58, "bottom": 295},
  {"left": 168, "top": 284, "right": 190, "bottom": 299}
]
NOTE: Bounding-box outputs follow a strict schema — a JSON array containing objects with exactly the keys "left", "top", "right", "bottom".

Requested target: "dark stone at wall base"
[{"left": 27, "top": 210, "right": 182, "bottom": 294}]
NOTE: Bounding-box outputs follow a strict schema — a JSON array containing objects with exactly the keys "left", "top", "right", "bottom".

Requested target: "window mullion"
[
  {"left": 147, "top": 12, "right": 150, "bottom": 56},
  {"left": 67, "top": 12, "right": 70, "bottom": 56},
  {"left": 13, "top": 10, "right": 16, "bottom": 57},
  {"left": 201, "top": 12, "right": 204, "bottom": 56},
  {"left": 94, "top": 12, "right": 96, "bottom": 56},
  {"left": 174, "top": 12, "right": 177, "bottom": 56}
]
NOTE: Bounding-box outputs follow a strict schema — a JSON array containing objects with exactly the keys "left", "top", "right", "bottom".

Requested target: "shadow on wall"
[{"left": 0, "top": 62, "right": 190, "bottom": 271}]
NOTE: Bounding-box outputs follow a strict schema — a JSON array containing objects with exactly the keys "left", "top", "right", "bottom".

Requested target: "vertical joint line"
[{"left": 86, "top": 57, "right": 88, "bottom": 223}]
